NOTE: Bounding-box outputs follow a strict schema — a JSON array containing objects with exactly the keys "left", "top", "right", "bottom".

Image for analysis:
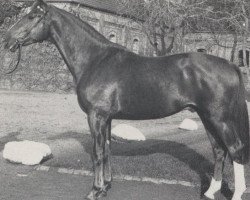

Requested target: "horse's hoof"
[
  {"left": 104, "top": 181, "right": 111, "bottom": 192},
  {"left": 201, "top": 196, "right": 213, "bottom": 200},
  {"left": 201, "top": 191, "right": 221, "bottom": 200},
  {"left": 85, "top": 187, "right": 107, "bottom": 200}
]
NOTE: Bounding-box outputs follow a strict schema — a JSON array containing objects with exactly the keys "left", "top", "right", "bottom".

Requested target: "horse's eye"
[{"left": 28, "top": 14, "right": 36, "bottom": 20}]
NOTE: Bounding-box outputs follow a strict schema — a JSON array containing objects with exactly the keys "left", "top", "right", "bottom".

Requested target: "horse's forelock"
[{"left": 30, "top": 0, "right": 48, "bottom": 13}]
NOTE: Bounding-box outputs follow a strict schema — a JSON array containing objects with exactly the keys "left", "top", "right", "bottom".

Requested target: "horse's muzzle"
[
  {"left": 5, "top": 39, "right": 19, "bottom": 52},
  {"left": 9, "top": 42, "right": 19, "bottom": 52},
  {"left": 4, "top": 33, "right": 19, "bottom": 52}
]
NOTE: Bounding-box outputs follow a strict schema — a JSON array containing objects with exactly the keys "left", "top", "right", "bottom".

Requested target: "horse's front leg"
[
  {"left": 86, "top": 111, "right": 110, "bottom": 200},
  {"left": 103, "top": 120, "right": 112, "bottom": 189}
]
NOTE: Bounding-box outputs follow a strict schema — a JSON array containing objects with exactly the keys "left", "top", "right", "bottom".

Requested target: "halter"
[{"left": 5, "top": 8, "right": 48, "bottom": 74}]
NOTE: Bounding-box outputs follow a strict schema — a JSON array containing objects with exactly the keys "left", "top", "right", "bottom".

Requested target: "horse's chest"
[{"left": 77, "top": 82, "right": 119, "bottom": 112}]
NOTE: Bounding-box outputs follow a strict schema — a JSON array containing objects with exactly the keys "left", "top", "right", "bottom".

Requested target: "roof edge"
[{"left": 14, "top": 0, "right": 121, "bottom": 16}]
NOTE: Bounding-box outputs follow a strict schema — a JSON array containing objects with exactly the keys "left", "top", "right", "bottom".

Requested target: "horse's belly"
[{"left": 116, "top": 93, "right": 186, "bottom": 120}]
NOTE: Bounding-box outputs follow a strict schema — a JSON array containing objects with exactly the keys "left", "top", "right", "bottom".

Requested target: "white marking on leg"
[
  {"left": 204, "top": 177, "right": 222, "bottom": 199},
  {"left": 232, "top": 161, "right": 246, "bottom": 200}
]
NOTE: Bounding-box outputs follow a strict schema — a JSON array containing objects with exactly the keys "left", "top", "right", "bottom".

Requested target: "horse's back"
[{"left": 113, "top": 52, "right": 241, "bottom": 117}]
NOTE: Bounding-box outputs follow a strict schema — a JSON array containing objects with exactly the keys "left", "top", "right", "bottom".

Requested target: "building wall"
[
  {"left": 50, "top": 2, "right": 250, "bottom": 66},
  {"left": 183, "top": 33, "right": 250, "bottom": 88},
  {"left": 183, "top": 33, "right": 250, "bottom": 64}
]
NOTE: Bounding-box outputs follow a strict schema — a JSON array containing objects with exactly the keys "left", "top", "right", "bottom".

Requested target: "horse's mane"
[{"left": 51, "top": 5, "right": 125, "bottom": 50}]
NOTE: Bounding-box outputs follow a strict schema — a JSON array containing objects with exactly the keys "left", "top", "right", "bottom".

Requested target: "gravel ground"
[{"left": 0, "top": 154, "right": 203, "bottom": 200}]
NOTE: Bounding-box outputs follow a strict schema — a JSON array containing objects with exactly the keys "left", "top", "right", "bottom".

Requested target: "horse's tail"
[{"left": 232, "top": 67, "right": 249, "bottom": 164}]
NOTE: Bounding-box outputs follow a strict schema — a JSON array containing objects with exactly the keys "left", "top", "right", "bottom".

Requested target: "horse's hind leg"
[
  {"left": 214, "top": 121, "right": 247, "bottom": 200},
  {"left": 199, "top": 113, "right": 247, "bottom": 200},
  {"left": 205, "top": 133, "right": 226, "bottom": 199},
  {"left": 200, "top": 119, "right": 226, "bottom": 199}
]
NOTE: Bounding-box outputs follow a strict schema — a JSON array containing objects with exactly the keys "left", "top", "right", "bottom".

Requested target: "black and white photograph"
[{"left": 0, "top": 0, "right": 250, "bottom": 199}]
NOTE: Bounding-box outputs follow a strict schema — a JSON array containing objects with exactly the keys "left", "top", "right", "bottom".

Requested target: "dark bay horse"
[{"left": 4, "top": 0, "right": 249, "bottom": 199}]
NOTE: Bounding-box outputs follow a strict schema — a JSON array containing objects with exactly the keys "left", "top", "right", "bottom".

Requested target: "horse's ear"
[{"left": 35, "top": 0, "right": 48, "bottom": 13}]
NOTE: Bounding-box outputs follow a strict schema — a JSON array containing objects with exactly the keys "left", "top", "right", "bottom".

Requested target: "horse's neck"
[{"left": 49, "top": 8, "right": 109, "bottom": 83}]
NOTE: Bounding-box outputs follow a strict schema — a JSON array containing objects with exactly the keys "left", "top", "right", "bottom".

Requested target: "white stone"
[
  {"left": 3, "top": 140, "right": 51, "bottom": 165},
  {"left": 111, "top": 124, "right": 146, "bottom": 141},
  {"left": 179, "top": 118, "right": 198, "bottom": 131}
]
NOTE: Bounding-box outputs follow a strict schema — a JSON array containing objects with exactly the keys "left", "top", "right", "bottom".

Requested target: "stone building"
[
  {"left": 184, "top": 33, "right": 250, "bottom": 68},
  {"left": 183, "top": 32, "right": 250, "bottom": 87},
  {"left": 17, "top": 0, "right": 250, "bottom": 63}
]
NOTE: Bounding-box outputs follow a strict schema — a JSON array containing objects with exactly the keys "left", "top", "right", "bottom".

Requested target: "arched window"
[
  {"left": 238, "top": 50, "right": 249, "bottom": 67},
  {"left": 109, "top": 33, "right": 117, "bottom": 43},
  {"left": 132, "top": 38, "right": 139, "bottom": 54},
  {"left": 197, "top": 48, "right": 207, "bottom": 53}
]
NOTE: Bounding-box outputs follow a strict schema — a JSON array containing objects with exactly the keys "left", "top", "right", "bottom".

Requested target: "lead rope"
[{"left": 5, "top": 42, "right": 22, "bottom": 75}]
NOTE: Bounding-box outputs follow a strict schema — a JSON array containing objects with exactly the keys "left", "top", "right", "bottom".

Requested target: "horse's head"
[{"left": 5, "top": 0, "right": 50, "bottom": 52}]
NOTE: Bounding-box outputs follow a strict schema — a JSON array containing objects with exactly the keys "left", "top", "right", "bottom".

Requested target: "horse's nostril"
[
  {"left": 4, "top": 41, "right": 9, "bottom": 50},
  {"left": 1, "top": 37, "right": 5, "bottom": 43}
]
